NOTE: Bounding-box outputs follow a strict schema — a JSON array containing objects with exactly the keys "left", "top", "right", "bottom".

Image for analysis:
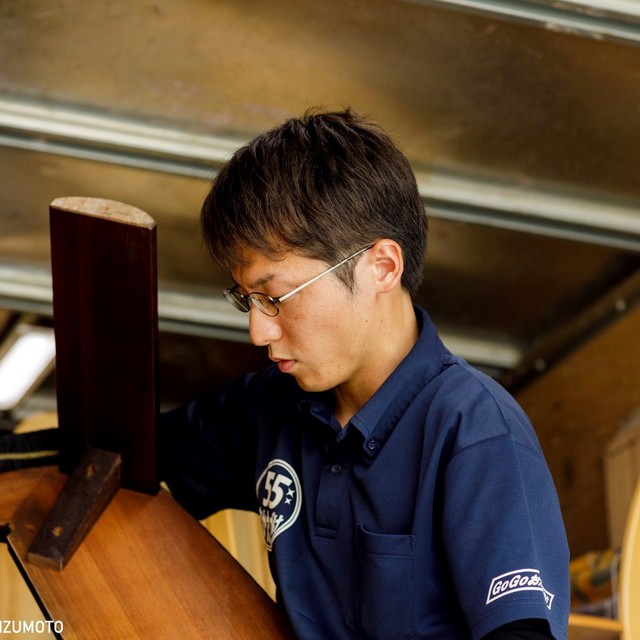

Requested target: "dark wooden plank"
[
  {"left": 49, "top": 197, "right": 158, "bottom": 493},
  {"left": 27, "top": 448, "right": 121, "bottom": 570}
]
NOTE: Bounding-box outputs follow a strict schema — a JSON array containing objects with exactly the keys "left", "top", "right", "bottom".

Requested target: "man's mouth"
[{"left": 272, "top": 357, "right": 296, "bottom": 374}]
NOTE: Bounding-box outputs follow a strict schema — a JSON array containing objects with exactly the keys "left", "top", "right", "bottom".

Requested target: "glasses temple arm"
[{"left": 276, "top": 244, "right": 373, "bottom": 303}]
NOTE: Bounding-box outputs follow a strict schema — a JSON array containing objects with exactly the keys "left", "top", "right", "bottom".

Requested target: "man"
[
  {"left": 1, "top": 108, "right": 569, "bottom": 639},
  {"left": 159, "top": 108, "right": 570, "bottom": 639}
]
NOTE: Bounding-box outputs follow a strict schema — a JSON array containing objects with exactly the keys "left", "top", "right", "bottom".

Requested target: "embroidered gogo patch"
[
  {"left": 486, "top": 569, "right": 555, "bottom": 610},
  {"left": 256, "top": 459, "right": 302, "bottom": 551}
]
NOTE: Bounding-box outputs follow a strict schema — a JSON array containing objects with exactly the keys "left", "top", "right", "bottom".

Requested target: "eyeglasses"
[{"left": 224, "top": 244, "right": 374, "bottom": 317}]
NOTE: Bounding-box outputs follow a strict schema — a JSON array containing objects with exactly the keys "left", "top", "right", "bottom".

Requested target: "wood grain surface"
[{"left": 3, "top": 466, "right": 294, "bottom": 639}]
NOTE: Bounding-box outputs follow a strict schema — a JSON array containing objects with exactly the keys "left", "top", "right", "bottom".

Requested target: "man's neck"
[{"left": 333, "top": 296, "right": 419, "bottom": 428}]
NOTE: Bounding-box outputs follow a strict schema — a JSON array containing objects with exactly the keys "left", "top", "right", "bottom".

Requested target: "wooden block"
[
  {"left": 568, "top": 613, "right": 622, "bottom": 640},
  {"left": 27, "top": 448, "right": 121, "bottom": 570},
  {"left": 49, "top": 197, "right": 158, "bottom": 493}
]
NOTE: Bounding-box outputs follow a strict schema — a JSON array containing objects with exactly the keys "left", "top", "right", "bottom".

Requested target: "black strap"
[{"left": 0, "top": 428, "right": 59, "bottom": 471}]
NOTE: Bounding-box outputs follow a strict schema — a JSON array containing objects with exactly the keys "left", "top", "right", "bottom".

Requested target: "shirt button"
[
  {"left": 331, "top": 464, "right": 342, "bottom": 474},
  {"left": 366, "top": 439, "right": 377, "bottom": 451}
]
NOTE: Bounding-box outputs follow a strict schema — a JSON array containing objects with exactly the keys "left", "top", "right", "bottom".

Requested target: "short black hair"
[{"left": 201, "top": 107, "right": 428, "bottom": 297}]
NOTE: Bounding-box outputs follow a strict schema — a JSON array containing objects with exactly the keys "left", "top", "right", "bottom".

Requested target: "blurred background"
[{"left": 1, "top": 0, "right": 640, "bottom": 600}]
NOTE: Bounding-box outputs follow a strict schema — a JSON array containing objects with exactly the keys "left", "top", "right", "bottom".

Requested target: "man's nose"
[{"left": 248, "top": 306, "right": 282, "bottom": 346}]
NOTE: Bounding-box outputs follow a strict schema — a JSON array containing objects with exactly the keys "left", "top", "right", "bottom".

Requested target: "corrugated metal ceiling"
[{"left": 1, "top": 0, "right": 639, "bottom": 389}]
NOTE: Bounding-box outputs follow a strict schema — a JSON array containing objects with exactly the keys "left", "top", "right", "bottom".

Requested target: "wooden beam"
[{"left": 27, "top": 448, "right": 121, "bottom": 570}]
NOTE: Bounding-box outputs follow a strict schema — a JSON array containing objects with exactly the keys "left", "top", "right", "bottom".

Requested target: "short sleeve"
[{"left": 442, "top": 432, "right": 570, "bottom": 640}]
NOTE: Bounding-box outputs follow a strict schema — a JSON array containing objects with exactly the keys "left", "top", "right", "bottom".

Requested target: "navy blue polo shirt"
[{"left": 159, "top": 307, "right": 570, "bottom": 640}]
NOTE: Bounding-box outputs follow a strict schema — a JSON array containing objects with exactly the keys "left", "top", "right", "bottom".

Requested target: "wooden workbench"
[{"left": 1, "top": 466, "right": 293, "bottom": 639}]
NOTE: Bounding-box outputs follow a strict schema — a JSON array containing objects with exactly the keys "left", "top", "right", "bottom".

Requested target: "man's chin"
[{"left": 290, "top": 372, "right": 331, "bottom": 394}]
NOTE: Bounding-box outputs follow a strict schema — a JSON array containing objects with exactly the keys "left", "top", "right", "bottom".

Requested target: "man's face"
[{"left": 231, "top": 248, "right": 377, "bottom": 393}]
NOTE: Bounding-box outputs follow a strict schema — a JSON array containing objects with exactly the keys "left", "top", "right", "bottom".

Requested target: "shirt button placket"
[{"left": 315, "top": 459, "right": 350, "bottom": 538}]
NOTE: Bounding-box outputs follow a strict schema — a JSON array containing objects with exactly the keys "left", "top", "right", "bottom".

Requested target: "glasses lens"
[
  {"left": 251, "top": 293, "right": 279, "bottom": 317},
  {"left": 224, "top": 288, "right": 250, "bottom": 312}
]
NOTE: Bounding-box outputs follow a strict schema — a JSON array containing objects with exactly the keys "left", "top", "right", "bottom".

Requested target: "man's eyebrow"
[{"left": 247, "top": 272, "right": 276, "bottom": 291}]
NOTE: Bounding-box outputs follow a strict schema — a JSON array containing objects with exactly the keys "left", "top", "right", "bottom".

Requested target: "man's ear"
[{"left": 368, "top": 239, "right": 404, "bottom": 293}]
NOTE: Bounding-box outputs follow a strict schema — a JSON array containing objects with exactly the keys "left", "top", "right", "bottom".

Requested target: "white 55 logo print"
[{"left": 256, "top": 459, "right": 302, "bottom": 551}]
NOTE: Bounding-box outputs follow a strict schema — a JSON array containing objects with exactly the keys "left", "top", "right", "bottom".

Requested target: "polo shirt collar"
[
  {"left": 298, "top": 306, "right": 449, "bottom": 456},
  {"left": 349, "top": 306, "right": 449, "bottom": 456}
]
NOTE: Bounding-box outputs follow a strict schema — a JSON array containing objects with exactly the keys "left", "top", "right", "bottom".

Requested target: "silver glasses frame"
[{"left": 224, "top": 244, "right": 374, "bottom": 317}]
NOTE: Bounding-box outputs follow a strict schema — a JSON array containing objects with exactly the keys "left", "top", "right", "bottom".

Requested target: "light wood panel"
[
  {"left": 568, "top": 613, "right": 621, "bottom": 640},
  {"left": 2, "top": 466, "right": 293, "bottom": 639},
  {"left": 517, "top": 305, "right": 640, "bottom": 556}
]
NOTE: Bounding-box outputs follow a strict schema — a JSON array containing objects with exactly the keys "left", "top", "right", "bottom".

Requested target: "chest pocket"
[{"left": 348, "top": 526, "right": 415, "bottom": 640}]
